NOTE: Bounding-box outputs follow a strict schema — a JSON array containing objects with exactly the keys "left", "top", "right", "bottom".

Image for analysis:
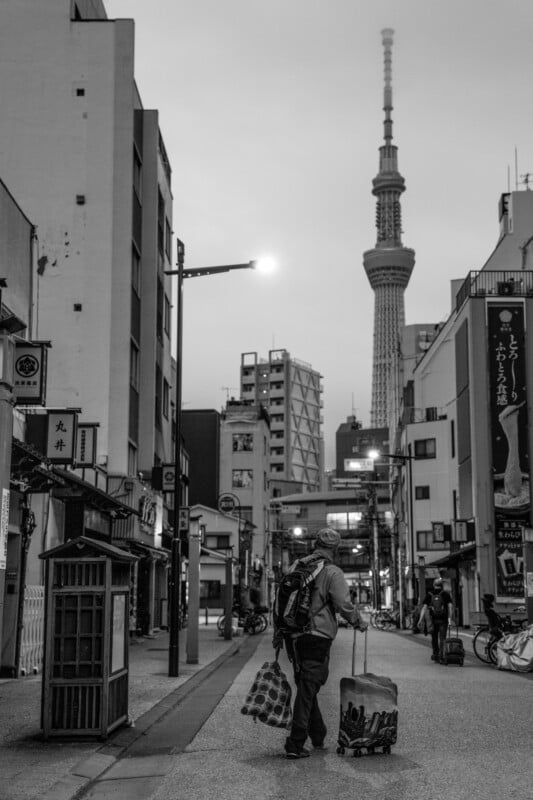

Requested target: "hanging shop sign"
[
  {"left": 75, "top": 423, "right": 98, "bottom": 468},
  {"left": 46, "top": 410, "right": 78, "bottom": 464},
  {"left": 487, "top": 304, "right": 529, "bottom": 599},
  {"left": 13, "top": 341, "right": 48, "bottom": 405}
]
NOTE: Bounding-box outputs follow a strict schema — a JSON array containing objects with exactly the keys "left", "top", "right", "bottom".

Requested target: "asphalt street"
[{"left": 71, "top": 625, "right": 533, "bottom": 800}]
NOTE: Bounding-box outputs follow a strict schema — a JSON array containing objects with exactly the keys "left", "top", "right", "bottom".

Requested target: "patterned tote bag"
[{"left": 241, "top": 656, "right": 292, "bottom": 729}]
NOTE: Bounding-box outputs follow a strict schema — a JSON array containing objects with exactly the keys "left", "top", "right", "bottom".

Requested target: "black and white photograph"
[{"left": 1, "top": 2, "right": 533, "bottom": 799}]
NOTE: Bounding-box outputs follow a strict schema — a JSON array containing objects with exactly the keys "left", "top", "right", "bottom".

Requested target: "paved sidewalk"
[{"left": 0, "top": 623, "right": 242, "bottom": 800}]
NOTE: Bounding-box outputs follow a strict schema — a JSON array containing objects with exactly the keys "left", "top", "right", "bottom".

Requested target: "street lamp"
[{"left": 165, "top": 239, "right": 273, "bottom": 677}]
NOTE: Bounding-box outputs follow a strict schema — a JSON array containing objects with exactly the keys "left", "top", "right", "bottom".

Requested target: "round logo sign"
[
  {"left": 15, "top": 354, "right": 39, "bottom": 378},
  {"left": 218, "top": 493, "right": 237, "bottom": 513}
]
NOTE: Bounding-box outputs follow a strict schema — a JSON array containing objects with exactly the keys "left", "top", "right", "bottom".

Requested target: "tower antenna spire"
[{"left": 382, "top": 28, "right": 394, "bottom": 145}]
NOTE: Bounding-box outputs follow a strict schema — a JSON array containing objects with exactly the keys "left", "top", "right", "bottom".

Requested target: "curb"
[{"left": 40, "top": 637, "right": 243, "bottom": 800}]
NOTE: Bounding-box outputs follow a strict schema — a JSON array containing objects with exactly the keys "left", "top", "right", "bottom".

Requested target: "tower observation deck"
[{"left": 363, "top": 28, "right": 415, "bottom": 428}]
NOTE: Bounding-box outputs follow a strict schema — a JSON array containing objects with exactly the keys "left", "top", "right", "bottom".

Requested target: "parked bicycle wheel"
[
  {"left": 473, "top": 626, "right": 494, "bottom": 664},
  {"left": 245, "top": 613, "right": 268, "bottom": 635},
  {"left": 216, "top": 613, "right": 238, "bottom": 632}
]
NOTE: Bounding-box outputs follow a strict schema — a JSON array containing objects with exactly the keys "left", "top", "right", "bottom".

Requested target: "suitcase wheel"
[
  {"left": 352, "top": 749, "right": 362, "bottom": 758},
  {"left": 367, "top": 746, "right": 375, "bottom": 755},
  {"left": 383, "top": 745, "right": 391, "bottom": 755},
  {"left": 336, "top": 746, "right": 345, "bottom": 755}
]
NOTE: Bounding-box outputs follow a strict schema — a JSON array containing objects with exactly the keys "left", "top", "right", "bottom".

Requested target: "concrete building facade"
[
  {"left": 0, "top": 0, "right": 176, "bottom": 659},
  {"left": 240, "top": 349, "right": 323, "bottom": 492}
]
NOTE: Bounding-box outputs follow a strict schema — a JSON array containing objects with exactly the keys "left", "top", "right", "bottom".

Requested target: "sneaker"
[
  {"left": 285, "top": 747, "right": 310, "bottom": 759},
  {"left": 313, "top": 742, "right": 327, "bottom": 751}
]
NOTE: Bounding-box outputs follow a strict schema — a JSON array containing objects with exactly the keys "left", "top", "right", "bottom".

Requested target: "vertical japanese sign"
[
  {"left": 13, "top": 342, "right": 47, "bottom": 405},
  {"left": 46, "top": 410, "right": 77, "bottom": 464},
  {"left": 488, "top": 304, "right": 529, "bottom": 598},
  {"left": 75, "top": 423, "right": 98, "bottom": 468},
  {"left": 0, "top": 489, "right": 9, "bottom": 570}
]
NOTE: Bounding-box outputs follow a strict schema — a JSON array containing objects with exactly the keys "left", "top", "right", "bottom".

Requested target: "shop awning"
[
  {"left": 128, "top": 541, "right": 169, "bottom": 562},
  {"left": 52, "top": 468, "right": 137, "bottom": 520},
  {"left": 11, "top": 438, "right": 65, "bottom": 493},
  {"left": 427, "top": 543, "right": 476, "bottom": 568}
]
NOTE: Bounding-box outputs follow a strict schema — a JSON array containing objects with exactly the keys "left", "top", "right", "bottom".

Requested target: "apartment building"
[{"left": 240, "top": 349, "right": 324, "bottom": 492}]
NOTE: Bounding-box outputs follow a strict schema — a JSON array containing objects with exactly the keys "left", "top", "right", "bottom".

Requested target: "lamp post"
[{"left": 165, "top": 240, "right": 268, "bottom": 677}]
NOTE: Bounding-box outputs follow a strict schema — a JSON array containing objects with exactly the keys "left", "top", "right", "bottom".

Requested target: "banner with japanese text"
[{"left": 487, "top": 304, "right": 529, "bottom": 598}]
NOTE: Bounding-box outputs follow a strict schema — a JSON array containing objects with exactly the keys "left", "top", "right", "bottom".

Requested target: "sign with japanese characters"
[
  {"left": 13, "top": 342, "right": 47, "bottom": 405},
  {"left": 46, "top": 410, "right": 77, "bottom": 464},
  {"left": 487, "top": 304, "right": 529, "bottom": 599},
  {"left": 0, "top": 489, "right": 9, "bottom": 570},
  {"left": 75, "top": 423, "right": 98, "bottom": 467}
]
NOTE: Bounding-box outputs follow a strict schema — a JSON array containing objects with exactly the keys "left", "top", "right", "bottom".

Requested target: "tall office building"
[
  {"left": 240, "top": 349, "right": 323, "bottom": 491},
  {"left": 364, "top": 29, "right": 415, "bottom": 428}
]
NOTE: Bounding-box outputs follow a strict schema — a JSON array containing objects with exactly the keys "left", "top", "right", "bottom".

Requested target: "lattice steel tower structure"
[{"left": 364, "top": 28, "right": 415, "bottom": 428}]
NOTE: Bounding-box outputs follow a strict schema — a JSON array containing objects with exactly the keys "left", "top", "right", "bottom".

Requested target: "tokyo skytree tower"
[{"left": 364, "top": 29, "right": 415, "bottom": 428}]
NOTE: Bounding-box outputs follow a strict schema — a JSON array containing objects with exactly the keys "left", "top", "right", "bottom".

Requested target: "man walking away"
[
  {"left": 418, "top": 578, "right": 453, "bottom": 663},
  {"left": 274, "top": 528, "right": 367, "bottom": 759}
]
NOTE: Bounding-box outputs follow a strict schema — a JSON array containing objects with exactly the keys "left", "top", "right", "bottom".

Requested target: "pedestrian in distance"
[
  {"left": 418, "top": 578, "right": 453, "bottom": 663},
  {"left": 273, "top": 527, "right": 368, "bottom": 759}
]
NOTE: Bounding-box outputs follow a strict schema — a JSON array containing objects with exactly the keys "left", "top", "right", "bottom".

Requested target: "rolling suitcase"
[
  {"left": 442, "top": 623, "right": 465, "bottom": 665},
  {"left": 337, "top": 627, "right": 398, "bottom": 757}
]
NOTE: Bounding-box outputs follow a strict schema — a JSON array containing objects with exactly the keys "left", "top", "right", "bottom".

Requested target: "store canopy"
[
  {"left": 427, "top": 544, "right": 476, "bottom": 568},
  {"left": 52, "top": 467, "right": 137, "bottom": 520},
  {"left": 11, "top": 438, "right": 64, "bottom": 493}
]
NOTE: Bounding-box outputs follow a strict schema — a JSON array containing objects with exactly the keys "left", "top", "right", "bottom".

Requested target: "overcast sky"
[{"left": 106, "top": 0, "right": 533, "bottom": 470}]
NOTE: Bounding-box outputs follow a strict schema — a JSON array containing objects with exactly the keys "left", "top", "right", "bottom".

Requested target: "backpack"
[
  {"left": 429, "top": 591, "right": 447, "bottom": 621},
  {"left": 274, "top": 555, "right": 325, "bottom": 634}
]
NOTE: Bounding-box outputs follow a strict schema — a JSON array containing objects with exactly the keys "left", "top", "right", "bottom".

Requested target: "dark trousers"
[
  {"left": 285, "top": 634, "right": 332, "bottom": 752},
  {"left": 431, "top": 620, "right": 448, "bottom": 659}
]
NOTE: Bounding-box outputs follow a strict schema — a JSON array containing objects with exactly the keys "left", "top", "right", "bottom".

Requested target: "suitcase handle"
[{"left": 352, "top": 626, "right": 368, "bottom": 676}]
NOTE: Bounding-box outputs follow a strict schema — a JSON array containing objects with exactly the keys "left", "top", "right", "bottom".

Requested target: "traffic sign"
[
  {"left": 162, "top": 464, "right": 176, "bottom": 492},
  {"left": 218, "top": 493, "right": 238, "bottom": 513}
]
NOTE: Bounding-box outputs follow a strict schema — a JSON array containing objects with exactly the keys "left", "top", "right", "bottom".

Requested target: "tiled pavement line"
[{"left": 40, "top": 634, "right": 263, "bottom": 800}]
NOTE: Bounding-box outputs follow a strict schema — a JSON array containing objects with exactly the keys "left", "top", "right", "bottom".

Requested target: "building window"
[
  {"left": 157, "top": 190, "right": 165, "bottom": 255},
  {"left": 165, "top": 218, "right": 172, "bottom": 261},
  {"left": 164, "top": 294, "right": 171, "bottom": 337},
  {"left": 133, "top": 149, "right": 142, "bottom": 199},
  {"left": 326, "top": 511, "right": 362, "bottom": 530},
  {"left": 232, "top": 469, "right": 253, "bottom": 488},
  {"left": 414, "top": 438, "right": 436, "bottom": 459},
  {"left": 233, "top": 433, "right": 253, "bottom": 452},
  {"left": 204, "top": 535, "right": 230, "bottom": 550},
  {"left": 156, "top": 278, "right": 164, "bottom": 342},
  {"left": 163, "top": 379, "right": 170, "bottom": 419},
  {"left": 128, "top": 444, "right": 137, "bottom": 477},
  {"left": 200, "top": 580, "right": 222, "bottom": 604},
  {"left": 417, "top": 530, "right": 444, "bottom": 550},
  {"left": 155, "top": 365, "right": 162, "bottom": 429},
  {"left": 132, "top": 247, "right": 141, "bottom": 296},
  {"left": 415, "top": 485, "right": 430, "bottom": 500},
  {"left": 130, "top": 343, "right": 139, "bottom": 390}
]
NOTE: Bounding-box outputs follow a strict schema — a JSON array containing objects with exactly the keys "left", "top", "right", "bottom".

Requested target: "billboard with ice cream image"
[{"left": 488, "top": 304, "right": 529, "bottom": 598}]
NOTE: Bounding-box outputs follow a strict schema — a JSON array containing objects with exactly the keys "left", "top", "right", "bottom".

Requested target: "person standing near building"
[
  {"left": 418, "top": 578, "right": 453, "bottom": 663},
  {"left": 274, "top": 528, "right": 367, "bottom": 759}
]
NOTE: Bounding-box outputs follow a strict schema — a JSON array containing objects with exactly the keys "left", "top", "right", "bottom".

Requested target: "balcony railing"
[{"left": 456, "top": 270, "right": 533, "bottom": 312}]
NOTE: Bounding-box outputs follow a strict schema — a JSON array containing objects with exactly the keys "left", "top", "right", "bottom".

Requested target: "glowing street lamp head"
[
  {"left": 252, "top": 255, "right": 277, "bottom": 274},
  {"left": 367, "top": 449, "right": 380, "bottom": 461}
]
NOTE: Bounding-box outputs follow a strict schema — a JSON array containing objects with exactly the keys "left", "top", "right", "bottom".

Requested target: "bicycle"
[
  {"left": 472, "top": 604, "right": 527, "bottom": 665},
  {"left": 216, "top": 605, "right": 268, "bottom": 635}
]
